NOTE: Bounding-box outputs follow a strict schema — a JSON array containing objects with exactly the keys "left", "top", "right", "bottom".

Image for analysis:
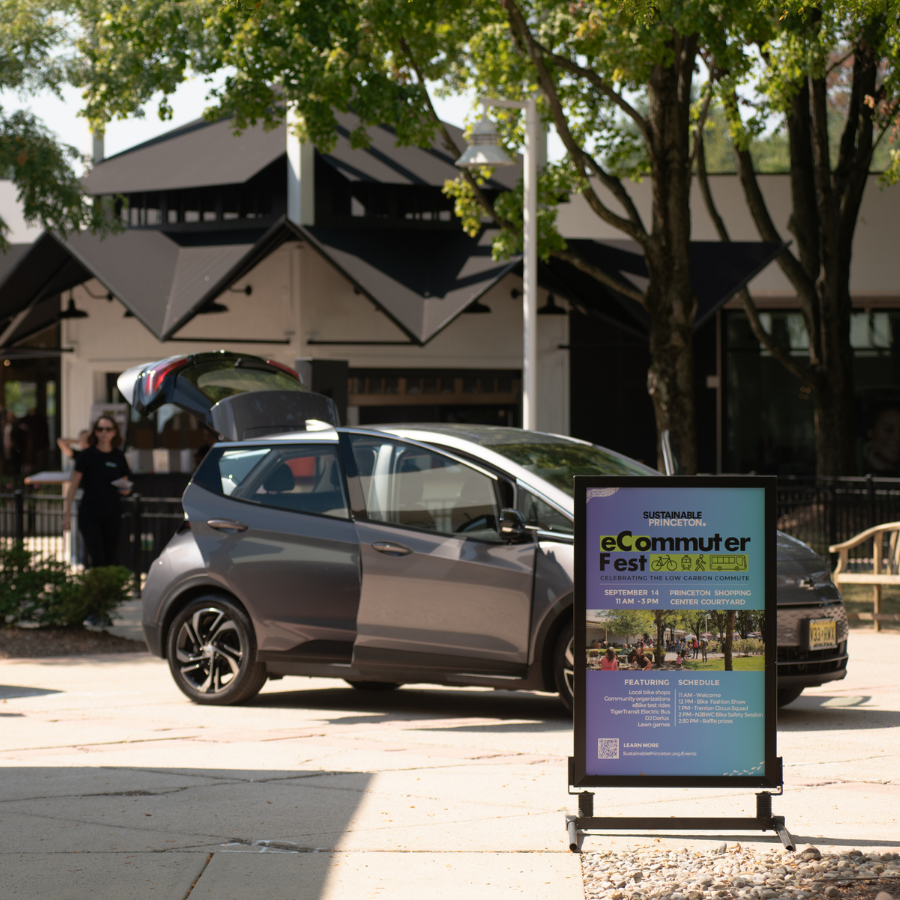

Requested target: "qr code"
[{"left": 598, "top": 738, "right": 619, "bottom": 760}]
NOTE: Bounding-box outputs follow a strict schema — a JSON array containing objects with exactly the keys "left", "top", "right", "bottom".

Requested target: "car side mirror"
[{"left": 499, "top": 509, "right": 531, "bottom": 543}]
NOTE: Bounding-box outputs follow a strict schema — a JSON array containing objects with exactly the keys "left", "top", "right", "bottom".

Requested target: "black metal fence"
[
  {"left": 4, "top": 476, "right": 900, "bottom": 584},
  {"left": 775, "top": 475, "right": 900, "bottom": 560},
  {"left": 0, "top": 491, "right": 184, "bottom": 589}
]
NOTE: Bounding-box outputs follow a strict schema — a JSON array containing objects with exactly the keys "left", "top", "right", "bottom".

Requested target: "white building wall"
[
  {"left": 58, "top": 239, "right": 571, "bottom": 440},
  {"left": 556, "top": 173, "right": 900, "bottom": 302},
  {"left": 58, "top": 245, "right": 305, "bottom": 438},
  {"left": 296, "top": 247, "right": 569, "bottom": 433},
  {"left": 0, "top": 180, "right": 43, "bottom": 244}
]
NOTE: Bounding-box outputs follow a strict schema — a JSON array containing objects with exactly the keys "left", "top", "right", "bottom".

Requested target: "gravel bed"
[
  {"left": 0, "top": 626, "right": 147, "bottom": 658},
  {"left": 582, "top": 845, "right": 900, "bottom": 900}
]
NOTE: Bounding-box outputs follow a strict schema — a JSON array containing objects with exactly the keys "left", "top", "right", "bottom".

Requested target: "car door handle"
[
  {"left": 207, "top": 519, "right": 248, "bottom": 533},
  {"left": 371, "top": 541, "right": 412, "bottom": 557}
]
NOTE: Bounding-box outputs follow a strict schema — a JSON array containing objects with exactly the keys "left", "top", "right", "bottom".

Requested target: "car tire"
[
  {"left": 167, "top": 596, "right": 268, "bottom": 706},
  {"left": 344, "top": 680, "right": 402, "bottom": 691},
  {"left": 553, "top": 620, "right": 575, "bottom": 713},
  {"left": 777, "top": 687, "right": 804, "bottom": 708}
]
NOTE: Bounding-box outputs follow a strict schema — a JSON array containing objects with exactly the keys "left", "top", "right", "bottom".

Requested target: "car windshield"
[
  {"left": 181, "top": 361, "right": 305, "bottom": 404},
  {"left": 482, "top": 439, "right": 656, "bottom": 496}
]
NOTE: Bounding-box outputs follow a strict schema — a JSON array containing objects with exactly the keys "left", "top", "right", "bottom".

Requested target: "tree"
[
  {"left": 723, "top": 610, "right": 736, "bottom": 672},
  {"left": 698, "top": 3, "right": 900, "bottom": 476},
  {"left": 74, "top": 0, "right": 769, "bottom": 473},
  {"left": 601, "top": 609, "right": 654, "bottom": 641},
  {"left": 708, "top": 609, "right": 736, "bottom": 670},
  {"left": 735, "top": 609, "right": 760, "bottom": 639},
  {"left": 650, "top": 609, "right": 679, "bottom": 667},
  {"left": 0, "top": 0, "right": 111, "bottom": 249}
]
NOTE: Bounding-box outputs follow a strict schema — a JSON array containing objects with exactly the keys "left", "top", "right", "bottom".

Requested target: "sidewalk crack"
[{"left": 183, "top": 852, "right": 213, "bottom": 899}]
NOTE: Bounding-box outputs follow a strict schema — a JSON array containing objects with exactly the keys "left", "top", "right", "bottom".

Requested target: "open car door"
[{"left": 117, "top": 352, "right": 340, "bottom": 439}]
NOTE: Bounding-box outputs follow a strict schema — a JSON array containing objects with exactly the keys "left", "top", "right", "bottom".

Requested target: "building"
[{"left": 2, "top": 112, "right": 895, "bottom": 481}]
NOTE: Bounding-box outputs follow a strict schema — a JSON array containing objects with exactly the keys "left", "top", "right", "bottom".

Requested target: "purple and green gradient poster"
[{"left": 573, "top": 478, "right": 778, "bottom": 787}]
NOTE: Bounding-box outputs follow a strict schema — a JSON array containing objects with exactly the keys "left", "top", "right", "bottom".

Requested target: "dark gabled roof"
[
  {"left": 82, "top": 110, "right": 520, "bottom": 196},
  {"left": 0, "top": 221, "right": 782, "bottom": 351},
  {"left": 82, "top": 117, "right": 287, "bottom": 195},
  {"left": 62, "top": 229, "right": 264, "bottom": 337},
  {"left": 0, "top": 244, "right": 32, "bottom": 283},
  {"left": 0, "top": 234, "right": 92, "bottom": 346},
  {"left": 542, "top": 239, "right": 785, "bottom": 334},
  {"left": 1, "top": 294, "right": 60, "bottom": 346},
  {"left": 300, "top": 224, "right": 520, "bottom": 343},
  {"left": 319, "top": 111, "right": 519, "bottom": 191},
  {"left": 0, "top": 229, "right": 267, "bottom": 346}
]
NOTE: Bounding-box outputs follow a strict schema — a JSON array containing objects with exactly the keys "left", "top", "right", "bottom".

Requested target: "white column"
[
  {"left": 91, "top": 131, "right": 104, "bottom": 165},
  {"left": 522, "top": 97, "right": 538, "bottom": 431},
  {"left": 287, "top": 109, "right": 315, "bottom": 226}
]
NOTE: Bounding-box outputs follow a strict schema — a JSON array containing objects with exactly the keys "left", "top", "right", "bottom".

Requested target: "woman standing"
[
  {"left": 57, "top": 429, "right": 91, "bottom": 464},
  {"left": 62, "top": 416, "right": 131, "bottom": 570}
]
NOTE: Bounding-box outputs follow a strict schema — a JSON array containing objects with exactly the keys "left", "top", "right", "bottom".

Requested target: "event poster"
[{"left": 578, "top": 481, "right": 773, "bottom": 782}]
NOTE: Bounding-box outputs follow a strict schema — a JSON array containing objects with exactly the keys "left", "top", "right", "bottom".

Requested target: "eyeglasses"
[{"left": 95, "top": 426, "right": 115, "bottom": 432}]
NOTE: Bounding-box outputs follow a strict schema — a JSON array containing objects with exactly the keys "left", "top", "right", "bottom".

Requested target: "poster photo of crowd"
[{"left": 584, "top": 608, "right": 764, "bottom": 673}]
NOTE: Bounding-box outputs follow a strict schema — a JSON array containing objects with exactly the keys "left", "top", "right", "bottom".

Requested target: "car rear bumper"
[{"left": 143, "top": 621, "right": 165, "bottom": 658}]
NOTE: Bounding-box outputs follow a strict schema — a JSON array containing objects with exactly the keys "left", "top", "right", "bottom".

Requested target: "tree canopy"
[
  {"left": 696, "top": 0, "right": 900, "bottom": 474},
  {"left": 73, "top": 0, "right": 900, "bottom": 474},
  {"left": 76, "top": 0, "right": 776, "bottom": 472},
  {"left": 0, "top": 0, "right": 110, "bottom": 249}
]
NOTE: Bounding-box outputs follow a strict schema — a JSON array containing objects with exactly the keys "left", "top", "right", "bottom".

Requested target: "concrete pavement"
[{"left": 1, "top": 630, "right": 898, "bottom": 899}]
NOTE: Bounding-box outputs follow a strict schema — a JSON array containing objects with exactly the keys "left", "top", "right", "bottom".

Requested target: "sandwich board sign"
[{"left": 568, "top": 476, "right": 791, "bottom": 848}]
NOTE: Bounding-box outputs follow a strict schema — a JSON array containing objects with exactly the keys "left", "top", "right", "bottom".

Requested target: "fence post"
[
  {"left": 866, "top": 474, "right": 875, "bottom": 532},
  {"left": 13, "top": 489, "right": 24, "bottom": 546},
  {"left": 131, "top": 493, "right": 142, "bottom": 598},
  {"left": 827, "top": 482, "right": 838, "bottom": 561}
]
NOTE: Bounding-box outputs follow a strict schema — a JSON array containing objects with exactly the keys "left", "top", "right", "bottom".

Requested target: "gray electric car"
[{"left": 121, "top": 353, "right": 849, "bottom": 710}]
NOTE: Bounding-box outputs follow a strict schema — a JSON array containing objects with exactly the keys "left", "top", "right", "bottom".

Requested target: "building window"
[{"left": 723, "top": 310, "right": 900, "bottom": 476}]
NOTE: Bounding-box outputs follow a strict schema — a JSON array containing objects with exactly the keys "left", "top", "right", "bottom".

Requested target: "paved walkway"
[{"left": 0, "top": 628, "right": 897, "bottom": 899}]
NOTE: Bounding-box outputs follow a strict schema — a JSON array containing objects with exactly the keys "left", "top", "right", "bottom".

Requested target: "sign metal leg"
[{"left": 566, "top": 790, "right": 793, "bottom": 851}]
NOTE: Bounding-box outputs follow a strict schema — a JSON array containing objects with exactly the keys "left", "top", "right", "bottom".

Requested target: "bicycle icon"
[{"left": 651, "top": 555, "right": 677, "bottom": 571}]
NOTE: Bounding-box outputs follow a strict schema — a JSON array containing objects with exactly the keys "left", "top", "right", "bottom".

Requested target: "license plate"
[{"left": 808, "top": 618, "right": 837, "bottom": 650}]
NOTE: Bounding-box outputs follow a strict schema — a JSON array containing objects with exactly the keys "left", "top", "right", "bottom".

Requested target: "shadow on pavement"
[
  {"left": 250, "top": 683, "right": 572, "bottom": 726},
  {"left": 0, "top": 685, "right": 62, "bottom": 700},
  {"left": 777, "top": 693, "right": 900, "bottom": 730},
  {"left": 0, "top": 764, "right": 368, "bottom": 900}
]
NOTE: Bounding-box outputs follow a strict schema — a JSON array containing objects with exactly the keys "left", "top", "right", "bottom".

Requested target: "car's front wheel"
[
  {"left": 553, "top": 621, "right": 574, "bottom": 713},
  {"left": 167, "top": 596, "right": 268, "bottom": 705}
]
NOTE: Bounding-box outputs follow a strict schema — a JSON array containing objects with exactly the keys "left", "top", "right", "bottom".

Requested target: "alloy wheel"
[
  {"left": 563, "top": 634, "right": 575, "bottom": 700},
  {"left": 174, "top": 607, "right": 244, "bottom": 694}
]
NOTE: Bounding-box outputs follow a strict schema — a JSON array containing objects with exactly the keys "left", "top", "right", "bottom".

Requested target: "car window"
[
  {"left": 181, "top": 361, "right": 305, "bottom": 404},
  {"left": 348, "top": 435, "right": 501, "bottom": 540},
  {"left": 482, "top": 440, "right": 656, "bottom": 494},
  {"left": 194, "top": 444, "right": 349, "bottom": 519},
  {"left": 516, "top": 488, "right": 573, "bottom": 535}
]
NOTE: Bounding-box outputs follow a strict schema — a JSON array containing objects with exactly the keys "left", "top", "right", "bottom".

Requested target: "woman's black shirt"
[{"left": 75, "top": 447, "right": 130, "bottom": 518}]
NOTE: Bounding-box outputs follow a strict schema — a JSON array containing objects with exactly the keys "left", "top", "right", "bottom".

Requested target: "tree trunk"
[
  {"left": 655, "top": 613, "right": 667, "bottom": 668},
  {"left": 645, "top": 40, "right": 699, "bottom": 475},
  {"left": 723, "top": 610, "right": 735, "bottom": 672},
  {"left": 811, "top": 341, "right": 857, "bottom": 476}
]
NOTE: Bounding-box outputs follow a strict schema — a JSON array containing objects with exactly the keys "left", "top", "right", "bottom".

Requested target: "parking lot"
[{"left": 1, "top": 631, "right": 898, "bottom": 899}]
